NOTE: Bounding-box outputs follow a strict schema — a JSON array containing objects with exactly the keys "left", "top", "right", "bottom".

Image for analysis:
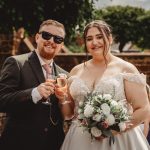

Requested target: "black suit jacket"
[{"left": 0, "top": 51, "right": 67, "bottom": 150}]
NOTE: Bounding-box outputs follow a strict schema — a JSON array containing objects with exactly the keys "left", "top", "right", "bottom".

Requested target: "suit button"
[{"left": 44, "top": 127, "right": 48, "bottom": 132}]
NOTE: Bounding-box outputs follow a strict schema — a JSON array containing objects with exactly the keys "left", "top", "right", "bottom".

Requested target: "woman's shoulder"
[
  {"left": 112, "top": 56, "right": 146, "bottom": 85},
  {"left": 69, "top": 62, "right": 85, "bottom": 76},
  {"left": 113, "top": 56, "right": 139, "bottom": 74}
]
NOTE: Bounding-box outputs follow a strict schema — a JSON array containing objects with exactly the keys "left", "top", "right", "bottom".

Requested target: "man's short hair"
[{"left": 39, "top": 19, "right": 65, "bottom": 36}]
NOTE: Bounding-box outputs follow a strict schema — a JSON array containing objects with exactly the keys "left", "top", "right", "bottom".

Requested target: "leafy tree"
[
  {"left": 136, "top": 11, "right": 150, "bottom": 50},
  {"left": 0, "top": 0, "right": 44, "bottom": 33},
  {"left": 0, "top": 0, "right": 95, "bottom": 45},
  {"left": 93, "top": 6, "right": 145, "bottom": 52}
]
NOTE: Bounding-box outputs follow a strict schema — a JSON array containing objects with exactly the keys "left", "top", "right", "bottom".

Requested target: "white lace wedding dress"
[{"left": 61, "top": 73, "right": 150, "bottom": 150}]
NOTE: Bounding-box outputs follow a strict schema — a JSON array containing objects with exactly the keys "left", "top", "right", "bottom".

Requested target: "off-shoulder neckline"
[
  {"left": 70, "top": 73, "right": 145, "bottom": 82},
  {"left": 69, "top": 73, "right": 146, "bottom": 92}
]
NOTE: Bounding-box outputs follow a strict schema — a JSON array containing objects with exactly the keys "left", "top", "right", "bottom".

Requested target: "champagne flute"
[
  {"left": 57, "top": 73, "right": 67, "bottom": 88},
  {"left": 56, "top": 74, "right": 68, "bottom": 101},
  {"left": 45, "top": 74, "right": 58, "bottom": 126},
  {"left": 42, "top": 74, "right": 56, "bottom": 105}
]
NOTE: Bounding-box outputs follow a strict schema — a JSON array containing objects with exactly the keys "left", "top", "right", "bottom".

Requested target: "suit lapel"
[
  {"left": 53, "top": 62, "right": 68, "bottom": 76},
  {"left": 53, "top": 63, "right": 60, "bottom": 76},
  {"left": 28, "top": 51, "right": 45, "bottom": 83}
]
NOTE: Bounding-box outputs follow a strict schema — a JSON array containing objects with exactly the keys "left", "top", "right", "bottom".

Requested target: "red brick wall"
[{"left": 0, "top": 53, "right": 150, "bottom": 84}]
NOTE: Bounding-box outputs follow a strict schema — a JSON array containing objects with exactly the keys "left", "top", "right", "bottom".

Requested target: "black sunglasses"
[{"left": 39, "top": 31, "right": 64, "bottom": 44}]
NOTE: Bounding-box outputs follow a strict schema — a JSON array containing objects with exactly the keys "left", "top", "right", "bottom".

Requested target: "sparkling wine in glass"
[
  {"left": 57, "top": 77, "right": 67, "bottom": 87},
  {"left": 57, "top": 74, "right": 67, "bottom": 88},
  {"left": 56, "top": 74, "right": 68, "bottom": 101}
]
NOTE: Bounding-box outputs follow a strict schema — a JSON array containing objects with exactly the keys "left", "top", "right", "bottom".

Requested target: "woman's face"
[{"left": 85, "top": 27, "right": 108, "bottom": 57}]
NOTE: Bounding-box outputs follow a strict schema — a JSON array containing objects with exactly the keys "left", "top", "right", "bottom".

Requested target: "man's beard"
[{"left": 39, "top": 47, "right": 54, "bottom": 60}]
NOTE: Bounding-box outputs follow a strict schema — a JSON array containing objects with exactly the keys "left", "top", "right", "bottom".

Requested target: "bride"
[{"left": 55, "top": 20, "right": 150, "bottom": 150}]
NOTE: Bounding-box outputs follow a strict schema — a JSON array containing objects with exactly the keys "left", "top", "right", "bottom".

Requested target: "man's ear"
[
  {"left": 35, "top": 33, "right": 39, "bottom": 43},
  {"left": 59, "top": 43, "right": 64, "bottom": 53}
]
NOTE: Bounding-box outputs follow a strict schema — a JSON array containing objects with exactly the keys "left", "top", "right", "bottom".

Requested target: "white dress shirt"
[{"left": 31, "top": 50, "right": 53, "bottom": 104}]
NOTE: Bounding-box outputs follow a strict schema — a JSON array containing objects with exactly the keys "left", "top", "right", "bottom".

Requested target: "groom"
[{"left": 0, "top": 19, "right": 67, "bottom": 150}]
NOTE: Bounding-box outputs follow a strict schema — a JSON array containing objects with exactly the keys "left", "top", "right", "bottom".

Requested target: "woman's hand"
[{"left": 55, "top": 84, "right": 68, "bottom": 103}]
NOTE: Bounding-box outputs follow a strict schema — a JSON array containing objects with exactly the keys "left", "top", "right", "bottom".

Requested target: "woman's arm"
[
  {"left": 58, "top": 91, "right": 75, "bottom": 120},
  {"left": 124, "top": 80, "right": 150, "bottom": 129},
  {"left": 143, "top": 118, "right": 150, "bottom": 137},
  {"left": 55, "top": 83, "right": 75, "bottom": 120},
  {"left": 58, "top": 65, "right": 82, "bottom": 120},
  {"left": 55, "top": 81, "right": 74, "bottom": 120},
  {"left": 143, "top": 85, "right": 150, "bottom": 137}
]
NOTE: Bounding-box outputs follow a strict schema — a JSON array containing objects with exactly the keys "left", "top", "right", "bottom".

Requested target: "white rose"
[
  {"left": 91, "top": 127, "right": 102, "bottom": 137},
  {"left": 103, "top": 94, "right": 112, "bottom": 100},
  {"left": 101, "top": 103, "right": 110, "bottom": 115},
  {"left": 93, "top": 113, "right": 102, "bottom": 122},
  {"left": 119, "top": 122, "right": 126, "bottom": 131},
  {"left": 106, "top": 114, "right": 115, "bottom": 125},
  {"left": 79, "top": 101, "right": 84, "bottom": 107},
  {"left": 110, "top": 100, "right": 118, "bottom": 106},
  {"left": 97, "top": 94, "right": 103, "bottom": 99},
  {"left": 84, "top": 104, "right": 94, "bottom": 118}
]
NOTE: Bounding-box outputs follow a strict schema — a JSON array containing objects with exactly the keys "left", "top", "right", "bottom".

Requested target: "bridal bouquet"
[{"left": 77, "top": 92, "right": 130, "bottom": 145}]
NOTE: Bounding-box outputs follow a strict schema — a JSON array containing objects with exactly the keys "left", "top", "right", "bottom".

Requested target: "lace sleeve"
[{"left": 122, "top": 73, "right": 146, "bottom": 85}]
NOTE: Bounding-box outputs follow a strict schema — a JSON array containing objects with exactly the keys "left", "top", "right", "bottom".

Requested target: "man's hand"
[{"left": 37, "top": 80, "right": 55, "bottom": 99}]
